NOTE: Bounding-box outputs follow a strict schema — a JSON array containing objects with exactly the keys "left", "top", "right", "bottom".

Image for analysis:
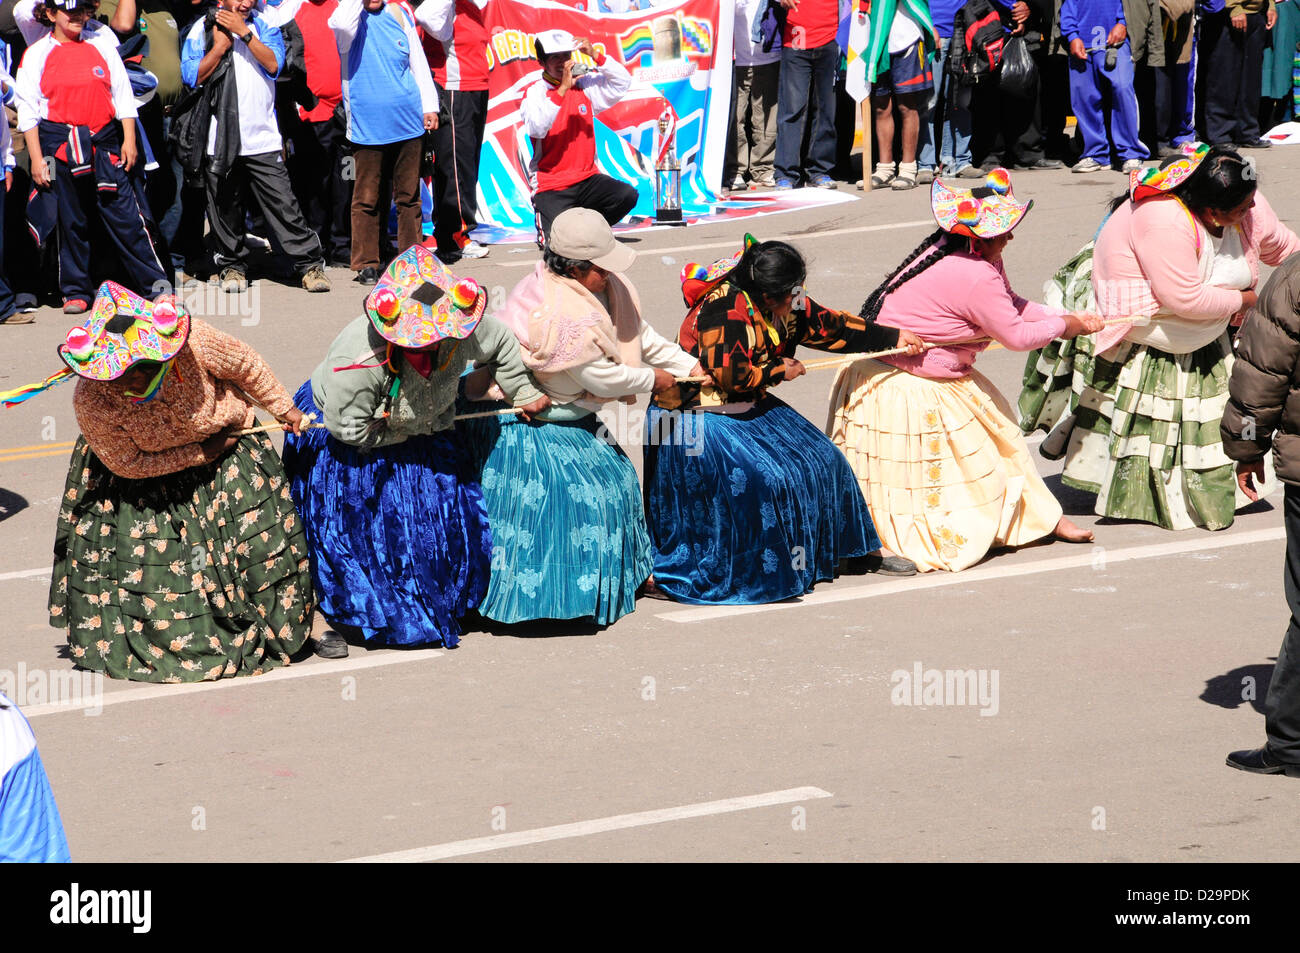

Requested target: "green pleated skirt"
[{"left": 48, "top": 431, "right": 315, "bottom": 681}]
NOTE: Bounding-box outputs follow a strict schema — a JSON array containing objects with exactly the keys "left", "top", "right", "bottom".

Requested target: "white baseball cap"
[
  {"left": 535, "top": 29, "right": 576, "bottom": 56},
  {"left": 549, "top": 208, "right": 636, "bottom": 272}
]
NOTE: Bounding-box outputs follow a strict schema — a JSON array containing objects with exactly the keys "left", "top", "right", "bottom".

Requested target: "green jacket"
[
  {"left": 310, "top": 315, "right": 542, "bottom": 449},
  {"left": 865, "top": 0, "right": 938, "bottom": 83}
]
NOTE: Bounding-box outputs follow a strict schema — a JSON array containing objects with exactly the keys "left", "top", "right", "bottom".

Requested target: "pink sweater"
[
  {"left": 874, "top": 249, "right": 1067, "bottom": 379},
  {"left": 1092, "top": 190, "right": 1300, "bottom": 352}
]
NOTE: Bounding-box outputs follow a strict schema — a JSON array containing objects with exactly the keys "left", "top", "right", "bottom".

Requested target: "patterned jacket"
[{"left": 653, "top": 279, "right": 901, "bottom": 411}]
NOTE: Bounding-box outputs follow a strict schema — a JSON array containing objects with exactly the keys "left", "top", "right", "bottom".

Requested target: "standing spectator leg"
[
  {"left": 806, "top": 41, "right": 839, "bottom": 180},
  {"left": 725, "top": 64, "right": 745, "bottom": 188},
  {"left": 433, "top": 88, "right": 490, "bottom": 259},
  {"left": 240, "top": 151, "right": 326, "bottom": 277},
  {"left": 1233, "top": 12, "right": 1268, "bottom": 143},
  {"left": 1103, "top": 40, "right": 1149, "bottom": 161},
  {"left": 50, "top": 164, "right": 94, "bottom": 305},
  {"left": 749, "top": 61, "right": 780, "bottom": 185},
  {"left": 1265, "top": 484, "right": 1300, "bottom": 762},
  {"left": 350, "top": 144, "right": 383, "bottom": 273},
  {"left": 392, "top": 136, "right": 424, "bottom": 253},
  {"left": 205, "top": 158, "right": 249, "bottom": 277},
  {"left": 1068, "top": 51, "right": 1109, "bottom": 161},
  {"left": 774, "top": 44, "right": 815, "bottom": 185},
  {"left": 1199, "top": 9, "right": 1238, "bottom": 144}
]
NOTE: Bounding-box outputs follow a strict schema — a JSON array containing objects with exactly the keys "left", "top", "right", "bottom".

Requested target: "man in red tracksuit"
[
  {"left": 415, "top": 0, "right": 491, "bottom": 264},
  {"left": 520, "top": 29, "right": 636, "bottom": 241}
]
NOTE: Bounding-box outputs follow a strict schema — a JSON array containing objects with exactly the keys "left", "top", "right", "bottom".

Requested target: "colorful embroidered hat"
[
  {"left": 1129, "top": 141, "right": 1211, "bottom": 202},
  {"left": 680, "top": 233, "right": 755, "bottom": 309},
  {"left": 931, "top": 168, "right": 1032, "bottom": 239},
  {"left": 57, "top": 281, "right": 190, "bottom": 381},
  {"left": 364, "top": 244, "right": 486, "bottom": 350}
]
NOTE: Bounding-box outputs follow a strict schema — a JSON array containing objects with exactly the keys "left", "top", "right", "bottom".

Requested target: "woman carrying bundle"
[
  {"left": 461, "top": 208, "right": 707, "bottom": 625},
  {"left": 1, "top": 282, "right": 317, "bottom": 681},
  {"left": 282, "top": 244, "right": 549, "bottom": 652},
  {"left": 643, "top": 236, "right": 925, "bottom": 605},
  {"left": 828, "top": 169, "right": 1104, "bottom": 573},
  {"left": 1021, "top": 144, "right": 1300, "bottom": 531}
]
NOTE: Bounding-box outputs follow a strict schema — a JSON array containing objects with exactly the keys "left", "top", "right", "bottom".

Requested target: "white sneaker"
[
  {"left": 459, "top": 241, "right": 490, "bottom": 259},
  {"left": 730, "top": 174, "right": 747, "bottom": 191},
  {"left": 1072, "top": 158, "right": 1103, "bottom": 174},
  {"left": 1120, "top": 158, "right": 1144, "bottom": 173}
]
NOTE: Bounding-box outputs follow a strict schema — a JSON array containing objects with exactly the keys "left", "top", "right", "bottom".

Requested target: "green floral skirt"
[{"left": 48, "top": 432, "right": 315, "bottom": 682}]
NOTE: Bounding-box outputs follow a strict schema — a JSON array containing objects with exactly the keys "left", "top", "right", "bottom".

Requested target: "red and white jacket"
[
  {"left": 519, "top": 54, "right": 631, "bottom": 195},
  {"left": 414, "top": 0, "right": 489, "bottom": 92}
]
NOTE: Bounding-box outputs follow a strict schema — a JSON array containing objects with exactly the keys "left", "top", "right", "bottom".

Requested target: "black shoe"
[
  {"left": 1225, "top": 746, "right": 1300, "bottom": 775},
  {"left": 435, "top": 248, "right": 462, "bottom": 266},
  {"left": 329, "top": 255, "right": 352, "bottom": 268},
  {"left": 353, "top": 266, "right": 379, "bottom": 285},
  {"left": 1157, "top": 143, "right": 1181, "bottom": 158},
  {"left": 1237, "top": 137, "right": 1272, "bottom": 149},
  {"left": 847, "top": 553, "right": 918, "bottom": 576},
  {"left": 1013, "top": 157, "right": 1066, "bottom": 170},
  {"left": 314, "top": 630, "right": 349, "bottom": 659}
]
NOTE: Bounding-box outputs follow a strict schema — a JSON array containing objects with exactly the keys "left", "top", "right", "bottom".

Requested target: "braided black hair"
[
  {"left": 732, "top": 240, "right": 807, "bottom": 306},
  {"left": 859, "top": 228, "right": 954, "bottom": 323}
]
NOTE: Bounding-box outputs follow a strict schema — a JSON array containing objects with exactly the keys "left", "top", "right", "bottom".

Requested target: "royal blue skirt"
[
  {"left": 459, "top": 404, "right": 653, "bottom": 625},
  {"left": 281, "top": 383, "right": 491, "bottom": 647},
  {"left": 643, "top": 396, "right": 880, "bottom": 605}
]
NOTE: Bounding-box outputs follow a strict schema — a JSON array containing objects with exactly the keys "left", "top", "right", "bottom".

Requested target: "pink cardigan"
[
  {"left": 1092, "top": 190, "right": 1300, "bottom": 353},
  {"left": 874, "top": 249, "right": 1068, "bottom": 379}
]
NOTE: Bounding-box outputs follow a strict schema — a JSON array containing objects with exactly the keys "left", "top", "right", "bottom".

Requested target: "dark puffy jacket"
[{"left": 1222, "top": 251, "right": 1300, "bottom": 484}]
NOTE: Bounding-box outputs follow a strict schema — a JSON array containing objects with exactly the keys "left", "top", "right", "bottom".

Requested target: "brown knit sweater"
[{"left": 73, "top": 319, "right": 297, "bottom": 480}]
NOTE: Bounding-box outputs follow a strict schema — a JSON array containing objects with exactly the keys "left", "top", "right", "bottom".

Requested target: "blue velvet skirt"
[
  {"left": 643, "top": 396, "right": 880, "bottom": 605},
  {"left": 458, "top": 404, "right": 653, "bottom": 625},
  {"left": 281, "top": 383, "right": 490, "bottom": 647}
]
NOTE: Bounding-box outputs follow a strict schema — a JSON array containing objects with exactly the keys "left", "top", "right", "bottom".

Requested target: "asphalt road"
[{"left": 3, "top": 152, "right": 1298, "bottom": 863}]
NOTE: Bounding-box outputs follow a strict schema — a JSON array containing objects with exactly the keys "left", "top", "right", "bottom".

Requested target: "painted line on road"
[
  {"left": 0, "top": 567, "right": 52, "bottom": 582},
  {"left": 0, "top": 441, "right": 75, "bottom": 455},
  {"left": 338, "top": 786, "right": 833, "bottom": 863},
  {"left": 0, "top": 449, "right": 73, "bottom": 463},
  {"left": 656, "top": 526, "right": 1287, "bottom": 624},
  {"left": 22, "top": 648, "right": 444, "bottom": 718},
  {"left": 498, "top": 220, "right": 936, "bottom": 267}
]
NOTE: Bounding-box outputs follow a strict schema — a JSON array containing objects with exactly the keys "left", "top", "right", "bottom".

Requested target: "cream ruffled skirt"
[{"left": 828, "top": 359, "right": 1063, "bottom": 572}]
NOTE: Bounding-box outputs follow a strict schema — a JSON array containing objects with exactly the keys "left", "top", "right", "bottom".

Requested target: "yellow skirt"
[{"left": 827, "top": 359, "right": 1063, "bottom": 572}]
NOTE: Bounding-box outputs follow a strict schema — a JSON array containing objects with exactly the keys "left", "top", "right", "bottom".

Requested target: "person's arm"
[
  {"left": 402, "top": 9, "right": 439, "bottom": 120},
  {"left": 328, "top": 0, "right": 364, "bottom": 46},
  {"left": 107, "top": 0, "right": 137, "bottom": 36},
  {"left": 105, "top": 47, "right": 139, "bottom": 122},
  {"left": 13, "top": 0, "right": 47, "bottom": 47},
  {"left": 583, "top": 48, "right": 632, "bottom": 112},
  {"left": 519, "top": 81, "right": 562, "bottom": 138},
  {"left": 193, "top": 21, "right": 234, "bottom": 85},
  {"left": 412, "top": 0, "right": 455, "bottom": 42},
  {"left": 180, "top": 20, "right": 206, "bottom": 87},
  {"left": 1131, "top": 208, "right": 1245, "bottom": 320},
  {"left": 640, "top": 321, "right": 702, "bottom": 377},
  {"left": 794, "top": 293, "right": 903, "bottom": 353},
  {"left": 188, "top": 321, "right": 298, "bottom": 419},
  {"left": 569, "top": 358, "right": 657, "bottom": 398},
  {"left": 694, "top": 290, "right": 788, "bottom": 395},
  {"left": 244, "top": 16, "right": 285, "bottom": 77},
  {"left": 1221, "top": 268, "right": 1300, "bottom": 464},
  {"left": 963, "top": 268, "right": 1070, "bottom": 350},
  {"left": 1058, "top": 0, "right": 1081, "bottom": 41},
  {"left": 13, "top": 45, "right": 45, "bottom": 136},
  {"left": 466, "top": 316, "right": 545, "bottom": 406},
  {"left": 1249, "top": 191, "right": 1300, "bottom": 267}
]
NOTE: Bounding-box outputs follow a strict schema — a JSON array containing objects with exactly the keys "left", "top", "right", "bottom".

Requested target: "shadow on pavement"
[{"left": 1201, "top": 661, "right": 1276, "bottom": 715}]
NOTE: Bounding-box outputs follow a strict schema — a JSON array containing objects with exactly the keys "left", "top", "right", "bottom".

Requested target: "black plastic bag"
[{"left": 999, "top": 35, "right": 1038, "bottom": 100}]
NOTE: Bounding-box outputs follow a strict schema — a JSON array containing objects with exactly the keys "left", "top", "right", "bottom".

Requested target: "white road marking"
[
  {"left": 339, "top": 786, "right": 834, "bottom": 863},
  {"left": 22, "top": 648, "right": 444, "bottom": 718},
  {"left": 0, "top": 567, "right": 51, "bottom": 582},
  {"left": 498, "top": 220, "right": 936, "bottom": 267},
  {"left": 656, "top": 526, "right": 1287, "bottom": 624}
]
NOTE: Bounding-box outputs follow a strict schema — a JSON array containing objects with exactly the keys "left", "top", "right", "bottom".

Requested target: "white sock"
[{"left": 897, "top": 161, "right": 917, "bottom": 176}]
